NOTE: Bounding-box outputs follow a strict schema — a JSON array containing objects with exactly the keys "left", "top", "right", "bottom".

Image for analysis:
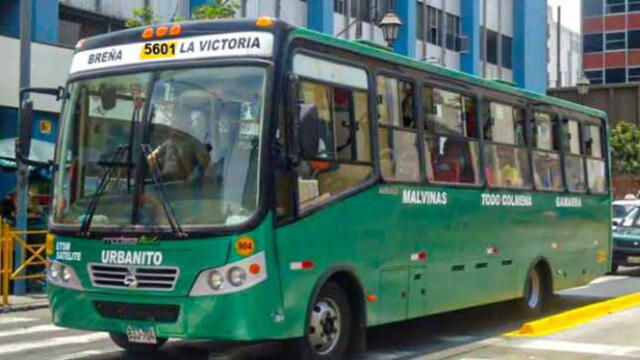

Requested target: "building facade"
[
  {"left": 548, "top": 5, "right": 583, "bottom": 88},
  {"left": 583, "top": 0, "right": 640, "bottom": 85}
]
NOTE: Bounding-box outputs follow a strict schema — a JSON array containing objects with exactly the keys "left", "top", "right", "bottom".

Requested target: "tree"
[
  {"left": 611, "top": 121, "right": 640, "bottom": 177},
  {"left": 126, "top": 6, "right": 159, "bottom": 28},
  {"left": 192, "top": 0, "right": 239, "bottom": 20}
]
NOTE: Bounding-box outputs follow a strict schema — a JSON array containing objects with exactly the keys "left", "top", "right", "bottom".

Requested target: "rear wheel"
[
  {"left": 287, "top": 282, "right": 352, "bottom": 360},
  {"left": 109, "top": 332, "right": 167, "bottom": 354},
  {"left": 518, "top": 265, "right": 550, "bottom": 316}
]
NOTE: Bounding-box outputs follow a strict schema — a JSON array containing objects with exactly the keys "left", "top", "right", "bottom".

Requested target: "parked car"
[
  {"left": 613, "top": 199, "right": 640, "bottom": 227},
  {"left": 612, "top": 205, "right": 640, "bottom": 273}
]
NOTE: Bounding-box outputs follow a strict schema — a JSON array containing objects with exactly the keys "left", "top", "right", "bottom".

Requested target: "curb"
[
  {"left": 506, "top": 292, "right": 640, "bottom": 337},
  {"left": 0, "top": 301, "right": 49, "bottom": 314}
]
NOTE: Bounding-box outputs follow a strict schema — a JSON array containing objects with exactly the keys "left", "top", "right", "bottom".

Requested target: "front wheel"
[
  {"left": 109, "top": 332, "right": 167, "bottom": 354},
  {"left": 287, "top": 282, "right": 352, "bottom": 360}
]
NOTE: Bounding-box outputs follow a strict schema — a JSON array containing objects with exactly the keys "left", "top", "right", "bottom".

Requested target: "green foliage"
[
  {"left": 611, "top": 121, "right": 640, "bottom": 175},
  {"left": 126, "top": 6, "right": 159, "bottom": 28},
  {"left": 192, "top": 0, "right": 239, "bottom": 20}
]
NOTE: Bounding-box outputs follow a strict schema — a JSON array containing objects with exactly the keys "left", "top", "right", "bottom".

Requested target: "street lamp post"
[
  {"left": 378, "top": 11, "right": 402, "bottom": 48},
  {"left": 577, "top": 74, "right": 591, "bottom": 105}
]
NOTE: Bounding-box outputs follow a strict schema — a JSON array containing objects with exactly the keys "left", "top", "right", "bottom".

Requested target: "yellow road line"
[{"left": 506, "top": 292, "right": 640, "bottom": 337}]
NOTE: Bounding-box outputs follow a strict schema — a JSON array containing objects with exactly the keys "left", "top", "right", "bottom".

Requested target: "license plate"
[
  {"left": 628, "top": 256, "right": 640, "bottom": 264},
  {"left": 140, "top": 41, "right": 177, "bottom": 60},
  {"left": 126, "top": 325, "right": 157, "bottom": 344}
]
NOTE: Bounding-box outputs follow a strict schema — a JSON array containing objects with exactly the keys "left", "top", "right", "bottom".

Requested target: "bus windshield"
[{"left": 53, "top": 66, "right": 267, "bottom": 230}]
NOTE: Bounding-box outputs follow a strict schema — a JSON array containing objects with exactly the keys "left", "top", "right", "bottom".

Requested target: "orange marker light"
[
  {"left": 249, "top": 263, "right": 261, "bottom": 275},
  {"left": 156, "top": 25, "right": 169, "bottom": 37},
  {"left": 170, "top": 24, "right": 182, "bottom": 36},
  {"left": 366, "top": 294, "right": 378, "bottom": 302},
  {"left": 256, "top": 17, "right": 274, "bottom": 27},
  {"left": 142, "top": 27, "right": 154, "bottom": 39}
]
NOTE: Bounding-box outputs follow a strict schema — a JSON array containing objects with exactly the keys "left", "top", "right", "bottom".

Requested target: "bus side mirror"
[
  {"left": 16, "top": 99, "right": 34, "bottom": 162},
  {"left": 297, "top": 104, "right": 320, "bottom": 159}
]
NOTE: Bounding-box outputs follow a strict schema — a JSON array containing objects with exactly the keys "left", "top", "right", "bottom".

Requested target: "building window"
[
  {"left": 486, "top": 29, "right": 498, "bottom": 65},
  {"left": 58, "top": 6, "right": 124, "bottom": 48},
  {"left": 427, "top": 6, "right": 443, "bottom": 46},
  {"left": 606, "top": 32, "right": 626, "bottom": 50},
  {"left": 502, "top": 35, "right": 513, "bottom": 69},
  {"left": 417, "top": 2, "right": 425, "bottom": 41},
  {"left": 584, "top": 33, "right": 604, "bottom": 53},
  {"left": 445, "top": 14, "right": 460, "bottom": 51},
  {"left": 606, "top": 0, "right": 626, "bottom": 13},
  {"left": 631, "top": 0, "right": 640, "bottom": 11},
  {"left": 606, "top": 68, "right": 626, "bottom": 83},
  {"left": 585, "top": 70, "right": 604, "bottom": 84},
  {"left": 629, "top": 30, "right": 640, "bottom": 48},
  {"left": 629, "top": 67, "right": 640, "bottom": 82},
  {"left": 350, "top": 0, "right": 372, "bottom": 22},
  {"left": 584, "top": 0, "right": 604, "bottom": 16}
]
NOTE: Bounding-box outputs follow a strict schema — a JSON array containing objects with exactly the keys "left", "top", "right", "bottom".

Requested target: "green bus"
[{"left": 20, "top": 18, "right": 611, "bottom": 359}]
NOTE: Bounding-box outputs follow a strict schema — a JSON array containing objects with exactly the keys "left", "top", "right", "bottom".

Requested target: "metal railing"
[{"left": 0, "top": 221, "right": 48, "bottom": 306}]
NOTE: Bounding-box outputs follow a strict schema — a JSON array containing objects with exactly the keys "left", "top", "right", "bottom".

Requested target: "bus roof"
[{"left": 288, "top": 26, "right": 608, "bottom": 121}]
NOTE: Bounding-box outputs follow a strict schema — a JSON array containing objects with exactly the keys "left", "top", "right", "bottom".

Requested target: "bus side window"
[
  {"left": 377, "top": 76, "right": 420, "bottom": 182},
  {"left": 563, "top": 119, "right": 587, "bottom": 193},
  {"left": 532, "top": 112, "right": 563, "bottom": 191},
  {"left": 583, "top": 122, "right": 606, "bottom": 193},
  {"left": 423, "top": 87, "right": 481, "bottom": 185},
  {"left": 295, "top": 80, "right": 373, "bottom": 213},
  {"left": 482, "top": 102, "right": 531, "bottom": 188}
]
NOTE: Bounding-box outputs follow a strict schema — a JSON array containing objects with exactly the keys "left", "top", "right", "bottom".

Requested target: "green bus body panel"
[
  {"left": 49, "top": 215, "right": 297, "bottom": 341},
  {"left": 275, "top": 184, "right": 611, "bottom": 330},
  {"left": 50, "top": 185, "right": 610, "bottom": 339}
]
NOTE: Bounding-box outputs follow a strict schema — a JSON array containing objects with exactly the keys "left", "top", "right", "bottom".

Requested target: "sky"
[{"left": 547, "top": 0, "right": 582, "bottom": 33}]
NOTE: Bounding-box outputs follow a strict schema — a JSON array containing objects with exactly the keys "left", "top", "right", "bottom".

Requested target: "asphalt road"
[{"left": 2, "top": 268, "right": 640, "bottom": 360}]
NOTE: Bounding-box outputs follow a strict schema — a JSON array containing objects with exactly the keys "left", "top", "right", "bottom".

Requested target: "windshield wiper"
[
  {"left": 140, "top": 143, "right": 187, "bottom": 238},
  {"left": 80, "top": 144, "right": 128, "bottom": 235}
]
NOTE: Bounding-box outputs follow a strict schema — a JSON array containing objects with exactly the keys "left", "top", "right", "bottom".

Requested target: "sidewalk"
[{"left": 0, "top": 294, "right": 48, "bottom": 313}]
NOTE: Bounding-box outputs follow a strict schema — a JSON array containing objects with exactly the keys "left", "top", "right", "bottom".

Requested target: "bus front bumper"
[{"left": 48, "top": 284, "right": 294, "bottom": 341}]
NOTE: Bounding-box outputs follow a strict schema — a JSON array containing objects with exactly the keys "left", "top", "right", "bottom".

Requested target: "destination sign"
[{"left": 70, "top": 31, "right": 274, "bottom": 74}]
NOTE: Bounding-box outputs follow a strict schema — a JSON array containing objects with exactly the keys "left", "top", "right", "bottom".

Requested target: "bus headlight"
[
  {"left": 190, "top": 252, "right": 267, "bottom": 297},
  {"left": 49, "top": 262, "right": 61, "bottom": 280},
  {"left": 47, "top": 261, "right": 83, "bottom": 290},
  {"left": 227, "top": 267, "right": 246, "bottom": 287},
  {"left": 208, "top": 270, "right": 224, "bottom": 290}
]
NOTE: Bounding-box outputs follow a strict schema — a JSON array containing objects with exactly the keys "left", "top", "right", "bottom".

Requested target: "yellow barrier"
[
  {"left": 507, "top": 292, "right": 640, "bottom": 337},
  {"left": 0, "top": 221, "right": 48, "bottom": 306}
]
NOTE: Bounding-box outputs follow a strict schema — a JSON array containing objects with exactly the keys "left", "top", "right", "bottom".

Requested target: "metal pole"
[
  {"left": 557, "top": 6, "right": 562, "bottom": 87},
  {"left": 241, "top": 0, "right": 247, "bottom": 17},
  {"left": 16, "top": 0, "right": 32, "bottom": 296}
]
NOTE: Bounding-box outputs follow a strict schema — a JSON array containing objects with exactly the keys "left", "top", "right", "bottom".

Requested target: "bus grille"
[
  {"left": 88, "top": 264, "right": 179, "bottom": 291},
  {"left": 94, "top": 301, "right": 180, "bottom": 322}
]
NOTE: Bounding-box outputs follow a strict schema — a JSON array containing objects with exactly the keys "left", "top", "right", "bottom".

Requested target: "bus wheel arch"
[{"left": 305, "top": 266, "right": 367, "bottom": 355}]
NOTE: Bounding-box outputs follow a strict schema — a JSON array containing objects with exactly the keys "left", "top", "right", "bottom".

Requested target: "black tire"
[
  {"left": 286, "top": 282, "right": 352, "bottom": 360},
  {"left": 109, "top": 332, "right": 167, "bottom": 354},
  {"left": 517, "top": 265, "right": 550, "bottom": 317},
  {"left": 610, "top": 263, "right": 619, "bottom": 274}
]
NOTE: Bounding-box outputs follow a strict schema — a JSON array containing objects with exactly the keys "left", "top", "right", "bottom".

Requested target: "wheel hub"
[{"left": 308, "top": 298, "right": 341, "bottom": 355}]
